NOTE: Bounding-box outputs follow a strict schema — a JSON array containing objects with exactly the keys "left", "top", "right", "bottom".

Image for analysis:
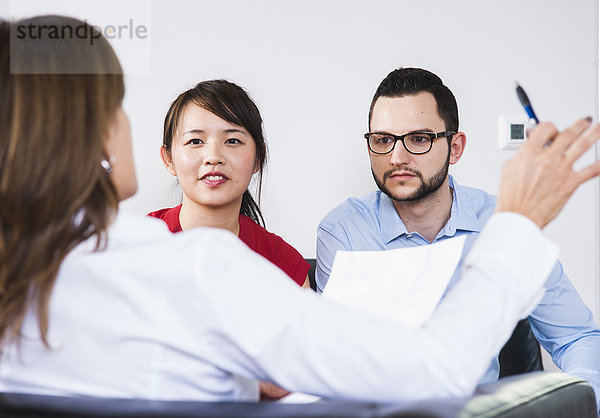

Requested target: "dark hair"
[
  {"left": 0, "top": 16, "right": 124, "bottom": 348},
  {"left": 368, "top": 68, "right": 459, "bottom": 132},
  {"left": 163, "top": 80, "right": 267, "bottom": 226}
]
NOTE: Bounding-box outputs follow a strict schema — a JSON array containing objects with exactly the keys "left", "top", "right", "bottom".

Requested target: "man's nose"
[{"left": 389, "top": 140, "right": 411, "bottom": 166}]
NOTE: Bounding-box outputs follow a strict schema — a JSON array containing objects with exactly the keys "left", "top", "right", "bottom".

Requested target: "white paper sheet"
[
  {"left": 277, "top": 391, "right": 322, "bottom": 403},
  {"left": 322, "top": 235, "right": 466, "bottom": 328}
]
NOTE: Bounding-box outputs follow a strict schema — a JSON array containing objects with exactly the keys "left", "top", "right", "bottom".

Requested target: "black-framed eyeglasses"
[{"left": 364, "top": 131, "right": 456, "bottom": 155}]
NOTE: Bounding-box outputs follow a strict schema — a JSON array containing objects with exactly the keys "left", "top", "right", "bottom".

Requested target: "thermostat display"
[
  {"left": 510, "top": 123, "right": 525, "bottom": 140},
  {"left": 499, "top": 116, "right": 528, "bottom": 150}
]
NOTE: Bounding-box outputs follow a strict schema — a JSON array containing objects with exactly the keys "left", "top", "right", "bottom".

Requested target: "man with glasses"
[{"left": 316, "top": 67, "right": 600, "bottom": 408}]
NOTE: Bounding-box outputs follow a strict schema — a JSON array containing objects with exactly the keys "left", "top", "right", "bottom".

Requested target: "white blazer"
[{"left": 0, "top": 211, "right": 557, "bottom": 402}]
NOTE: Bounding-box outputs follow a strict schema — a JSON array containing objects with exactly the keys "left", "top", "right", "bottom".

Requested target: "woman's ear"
[
  {"left": 103, "top": 113, "right": 119, "bottom": 161},
  {"left": 160, "top": 146, "right": 177, "bottom": 176},
  {"left": 102, "top": 107, "right": 138, "bottom": 201}
]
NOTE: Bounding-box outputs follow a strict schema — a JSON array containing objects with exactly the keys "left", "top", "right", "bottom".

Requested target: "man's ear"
[
  {"left": 449, "top": 132, "right": 467, "bottom": 165},
  {"left": 160, "top": 146, "right": 177, "bottom": 176}
]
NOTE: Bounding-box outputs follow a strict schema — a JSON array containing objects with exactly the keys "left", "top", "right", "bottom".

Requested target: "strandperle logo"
[{"left": 15, "top": 19, "right": 148, "bottom": 45}]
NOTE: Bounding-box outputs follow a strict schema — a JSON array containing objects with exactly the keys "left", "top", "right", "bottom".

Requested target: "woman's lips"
[{"left": 200, "top": 173, "right": 228, "bottom": 187}]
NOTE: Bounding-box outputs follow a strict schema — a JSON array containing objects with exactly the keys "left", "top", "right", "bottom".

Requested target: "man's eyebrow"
[{"left": 371, "top": 128, "right": 436, "bottom": 134}]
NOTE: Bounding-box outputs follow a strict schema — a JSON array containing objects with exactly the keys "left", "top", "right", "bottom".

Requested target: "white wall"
[{"left": 5, "top": 0, "right": 599, "bottom": 350}]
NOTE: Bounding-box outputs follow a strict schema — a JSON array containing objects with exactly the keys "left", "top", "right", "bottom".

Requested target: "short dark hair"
[
  {"left": 368, "top": 68, "right": 458, "bottom": 132},
  {"left": 163, "top": 80, "right": 267, "bottom": 226}
]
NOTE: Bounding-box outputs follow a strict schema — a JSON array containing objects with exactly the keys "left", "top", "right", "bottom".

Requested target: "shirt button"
[{"left": 406, "top": 234, "right": 413, "bottom": 238}]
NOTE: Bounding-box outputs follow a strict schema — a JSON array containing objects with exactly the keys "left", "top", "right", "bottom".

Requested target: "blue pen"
[{"left": 515, "top": 83, "right": 540, "bottom": 126}]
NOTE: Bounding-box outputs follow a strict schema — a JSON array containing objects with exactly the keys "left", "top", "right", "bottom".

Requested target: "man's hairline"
[{"left": 368, "top": 92, "right": 445, "bottom": 132}]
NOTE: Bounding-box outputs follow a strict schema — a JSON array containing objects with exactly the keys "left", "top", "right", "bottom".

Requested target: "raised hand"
[{"left": 497, "top": 118, "right": 600, "bottom": 228}]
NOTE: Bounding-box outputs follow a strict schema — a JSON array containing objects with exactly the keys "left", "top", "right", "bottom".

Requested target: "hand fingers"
[
  {"left": 259, "top": 381, "right": 291, "bottom": 399},
  {"left": 548, "top": 117, "right": 593, "bottom": 155},
  {"left": 524, "top": 121, "right": 558, "bottom": 149},
  {"left": 574, "top": 160, "right": 600, "bottom": 187},
  {"left": 563, "top": 122, "right": 600, "bottom": 165}
]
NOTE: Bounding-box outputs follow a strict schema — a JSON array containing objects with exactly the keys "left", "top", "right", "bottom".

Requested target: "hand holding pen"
[
  {"left": 498, "top": 116, "right": 600, "bottom": 227},
  {"left": 503, "top": 83, "right": 600, "bottom": 227}
]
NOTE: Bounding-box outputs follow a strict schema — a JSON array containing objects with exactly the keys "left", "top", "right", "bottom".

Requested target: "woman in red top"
[
  {"left": 148, "top": 80, "right": 310, "bottom": 399},
  {"left": 149, "top": 80, "right": 310, "bottom": 288}
]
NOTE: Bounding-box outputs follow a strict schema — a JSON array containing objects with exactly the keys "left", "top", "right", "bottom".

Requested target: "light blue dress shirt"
[{"left": 316, "top": 176, "right": 600, "bottom": 409}]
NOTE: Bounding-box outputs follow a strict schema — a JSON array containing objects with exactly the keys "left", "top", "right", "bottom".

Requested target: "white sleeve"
[{"left": 193, "top": 212, "right": 558, "bottom": 402}]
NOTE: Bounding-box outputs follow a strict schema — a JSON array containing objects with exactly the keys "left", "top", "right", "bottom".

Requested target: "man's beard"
[{"left": 372, "top": 152, "right": 450, "bottom": 202}]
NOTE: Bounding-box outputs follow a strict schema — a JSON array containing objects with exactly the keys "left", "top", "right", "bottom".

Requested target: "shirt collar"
[
  {"left": 438, "top": 176, "right": 481, "bottom": 239},
  {"left": 378, "top": 175, "right": 482, "bottom": 244}
]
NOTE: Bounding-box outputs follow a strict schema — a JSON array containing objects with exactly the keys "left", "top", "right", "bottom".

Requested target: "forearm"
[
  {"left": 527, "top": 263, "right": 600, "bottom": 411},
  {"left": 408, "top": 212, "right": 557, "bottom": 397},
  {"left": 295, "top": 213, "right": 558, "bottom": 400},
  {"left": 555, "top": 337, "right": 600, "bottom": 411},
  {"left": 210, "top": 213, "right": 558, "bottom": 402}
]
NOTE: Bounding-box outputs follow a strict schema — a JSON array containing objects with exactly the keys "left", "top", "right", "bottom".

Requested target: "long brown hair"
[
  {"left": 162, "top": 80, "right": 267, "bottom": 226},
  {"left": 0, "top": 16, "right": 124, "bottom": 348}
]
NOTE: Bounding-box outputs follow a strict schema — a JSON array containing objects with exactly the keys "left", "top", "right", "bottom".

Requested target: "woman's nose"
[{"left": 203, "top": 142, "right": 224, "bottom": 165}]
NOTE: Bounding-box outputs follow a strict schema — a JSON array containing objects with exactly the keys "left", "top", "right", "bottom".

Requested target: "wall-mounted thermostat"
[{"left": 499, "top": 116, "right": 527, "bottom": 150}]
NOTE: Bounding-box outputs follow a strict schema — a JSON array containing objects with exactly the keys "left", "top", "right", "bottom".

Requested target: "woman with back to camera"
[
  {"left": 0, "top": 14, "right": 597, "bottom": 404},
  {"left": 148, "top": 81, "right": 311, "bottom": 292}
]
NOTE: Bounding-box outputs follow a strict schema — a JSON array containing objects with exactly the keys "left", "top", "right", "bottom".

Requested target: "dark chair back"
[
  {"left": 305, "top": 258, "right": 317, "bottom": 291},
  {"left": 0, "top": 372, "right": 594, "bottom": 417},
  {"left": 498, "top": 318, "right": 543, "bottom": 377}
]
